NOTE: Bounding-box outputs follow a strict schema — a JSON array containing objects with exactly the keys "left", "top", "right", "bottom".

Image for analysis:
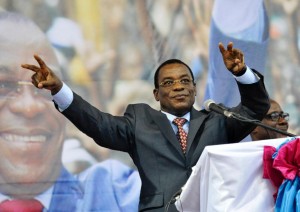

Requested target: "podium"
[{"left": 175, "top": 138, "right": 288, "bottom": 212}]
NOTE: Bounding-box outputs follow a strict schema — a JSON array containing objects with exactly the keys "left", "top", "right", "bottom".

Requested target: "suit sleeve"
[
  {"left": 60, "top": 92, "right": 135, "bottom": 152},
  {"left": 226, "top": 70, "right": 270, "bottom": 142}
]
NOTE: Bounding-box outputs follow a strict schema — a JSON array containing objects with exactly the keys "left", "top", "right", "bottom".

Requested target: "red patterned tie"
[
  {"left": 0, "top": 199, "right": 43, "bottom": 212},
  {"left": 173, "top": 118, "right": 188, "bottom": 154}
]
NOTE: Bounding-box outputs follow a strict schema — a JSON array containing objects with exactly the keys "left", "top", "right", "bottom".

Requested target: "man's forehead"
[
  {"left": 161, "top": 62, "right": 187, "bottom": 69},
  {"left": 0, "top": 21, "right": 61, "bottom": 78},
  {"left": 0, "top": 20, "right": 49, "bottom": 50},
  {"left": 269, "top": 102, "right": 281, "bottom": 112},
  {"left": 0, "top": 36, "right": 59, "bottom": 63},
  {"left": 159, "top": 64, "right": 191, "bottom": 77}
]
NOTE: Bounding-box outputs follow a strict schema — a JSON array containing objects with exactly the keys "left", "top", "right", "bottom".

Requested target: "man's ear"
[{"left": 153, "top": 88, "right": 159, "bottom": 101}]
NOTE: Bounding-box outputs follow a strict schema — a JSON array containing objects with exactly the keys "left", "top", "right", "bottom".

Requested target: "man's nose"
[
  {"left": 8, "top": 86, "right": 46, "bottom": 118},
  {"left": 277, "top": 117, "right": 289, "bottom": 128},
  {"left": 172, "top": 81, "right": 185, "bottom": 89}
]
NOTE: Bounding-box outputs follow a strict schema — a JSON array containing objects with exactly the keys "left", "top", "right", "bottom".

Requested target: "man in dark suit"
[{"left": 22, "top": 41, "right": 270, "bottom": 211}]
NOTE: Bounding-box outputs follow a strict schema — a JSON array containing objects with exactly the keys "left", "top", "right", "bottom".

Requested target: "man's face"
[
  {"left": 253, "top": 101, "right": 289, "bottom": 140},
  {"left": 153, "top": 63, "right": 196, "bottom": 116},
  {"left": 0, "top": 20, "right": 65, "bottom": 197}
]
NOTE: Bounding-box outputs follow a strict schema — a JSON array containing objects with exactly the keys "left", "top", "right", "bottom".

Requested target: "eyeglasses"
[
  {"left": 0, "top": 81, "right": 51, "bottom": 101},
  {"left": 265, "top": 112, "right": 289, "bottom": 122},
  {"left": 159, "top": 78, "right": 193, "bottom": 87}
]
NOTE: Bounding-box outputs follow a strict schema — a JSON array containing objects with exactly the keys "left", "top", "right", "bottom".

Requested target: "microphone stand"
[{"left": 229, "top": 112, "right": 296, "bottom": 137}]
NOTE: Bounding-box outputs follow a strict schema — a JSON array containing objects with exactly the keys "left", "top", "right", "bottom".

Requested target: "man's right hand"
[
  {"left": 21, "top": 54, "right": 63, "bottom": 95},
  {"left": 219, "top": 42, "right": 246, "bottom": 76}
]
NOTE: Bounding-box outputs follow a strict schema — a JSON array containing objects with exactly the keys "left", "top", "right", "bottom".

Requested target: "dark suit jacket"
[{"left": 61, "top": 73, "right": 269, "bottom": 211}]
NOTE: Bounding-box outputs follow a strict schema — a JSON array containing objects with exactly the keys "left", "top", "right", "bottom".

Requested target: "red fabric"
[
  {"left": 173, "top": 118, "right": 188, "bottom": 154},
  {"left": 0, "top": 199, "right": 43, "bottom": 212},
  {"left": 263, "top": 146, "right": 284, "bottom": 188},
  {"left": 273, "top": 138, "right": 300, "bottom": 180},
  {"left": 263, "top": 138, "right": 300, "bottom": 201}
]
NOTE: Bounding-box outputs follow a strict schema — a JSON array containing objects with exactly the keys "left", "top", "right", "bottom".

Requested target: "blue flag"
[{"left": 203, "top": 0, "right": 269, "bottom": 107}]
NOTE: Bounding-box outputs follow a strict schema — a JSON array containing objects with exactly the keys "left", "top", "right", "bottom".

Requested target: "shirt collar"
[
  {"left": 0, "top": 185, "right": 54, "bottom": 210},
  {"left": 161, "top": 110, "right": 190, "bottom": 123}
]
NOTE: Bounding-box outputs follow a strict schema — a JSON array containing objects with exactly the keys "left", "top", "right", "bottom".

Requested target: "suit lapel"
[
  {"left": 150, "top": 109, "right": 184, "bottom": 157},
  {"left": 186, "top": 108, "right": 208, "bottom": 153}
]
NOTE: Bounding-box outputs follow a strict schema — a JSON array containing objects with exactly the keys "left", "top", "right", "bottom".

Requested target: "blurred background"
[{"left": 0, "top": 0, "right": 299, "bottom": 172}]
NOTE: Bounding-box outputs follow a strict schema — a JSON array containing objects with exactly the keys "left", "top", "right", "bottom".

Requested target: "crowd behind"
[{"left": 0, "top": 0, "right": 299, "bottom": 172}]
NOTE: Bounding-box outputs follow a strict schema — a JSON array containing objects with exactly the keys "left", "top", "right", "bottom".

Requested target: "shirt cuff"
[
  {"left": 234, "top": 66, "right": 260, "bottom": 84},
  {"left": 52, "top": 82, "right": 73, "bottom": 111}
]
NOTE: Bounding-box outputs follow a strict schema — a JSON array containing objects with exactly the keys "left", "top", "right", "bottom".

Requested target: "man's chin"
[
  {"left": 4, "top": 170, "right": 47, "bottom": 183},
  {"left": 277, "top": 126, "right": 289, "bottom": 132},
  {"left": 0, "top": 168, "right": 58, "bottom": 196},
  {"left": 0, "top": 162, "right": 57, "bottom": 183},
  {"left": 174, "top": 104, "right": 191, "bottom": 114},
  {"left": 0, "top": 181, "right": 52, "bottom": 199}
]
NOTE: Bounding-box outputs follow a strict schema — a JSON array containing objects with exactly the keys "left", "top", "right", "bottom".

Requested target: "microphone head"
[{"left": 203, "top": 99, "right": 215, "bottom": 111}]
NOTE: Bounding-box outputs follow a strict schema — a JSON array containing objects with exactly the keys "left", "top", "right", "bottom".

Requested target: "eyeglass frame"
[
  {"left": 159, "top": 78, "right": 194, "bottom": 87},
  {"left": 264, "top": 111, "right": 289, "bottom": 122}
]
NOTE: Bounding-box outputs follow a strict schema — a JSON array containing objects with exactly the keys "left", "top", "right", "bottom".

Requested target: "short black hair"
[{"left": 154, "top": 59, "right": 194, "bottom": 88}]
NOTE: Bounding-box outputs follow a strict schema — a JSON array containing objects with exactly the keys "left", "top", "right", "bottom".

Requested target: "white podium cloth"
[{"left": 175, "top": 138, "right": 289, "bottom": 212}]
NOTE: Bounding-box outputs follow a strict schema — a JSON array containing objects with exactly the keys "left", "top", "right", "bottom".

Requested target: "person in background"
[
  {"left": 23, "top": 40, "right": 270, "bottom": 211},
  {"left": 0, "top": 11, "right": 140, "bottom": 211},
  {"left": 250, "top": 99, "right": 290, "bottom": 141}
]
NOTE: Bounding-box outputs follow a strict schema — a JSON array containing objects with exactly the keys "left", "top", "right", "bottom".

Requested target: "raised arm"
[{"left": 21, "top": 54, "right": 63, "bottom": 95}]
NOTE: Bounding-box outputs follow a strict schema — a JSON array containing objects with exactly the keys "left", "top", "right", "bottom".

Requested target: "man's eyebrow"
[
  {"left": 162, "top": 73, "right": 190, "bottom": 80},
  {"left": 177, "top": 73, "right": 191, "bottom": 78}
]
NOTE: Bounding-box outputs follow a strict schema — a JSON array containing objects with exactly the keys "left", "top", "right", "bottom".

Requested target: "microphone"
[{"left": 204, "top": 99, "right": 233, "bottom": 118}]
